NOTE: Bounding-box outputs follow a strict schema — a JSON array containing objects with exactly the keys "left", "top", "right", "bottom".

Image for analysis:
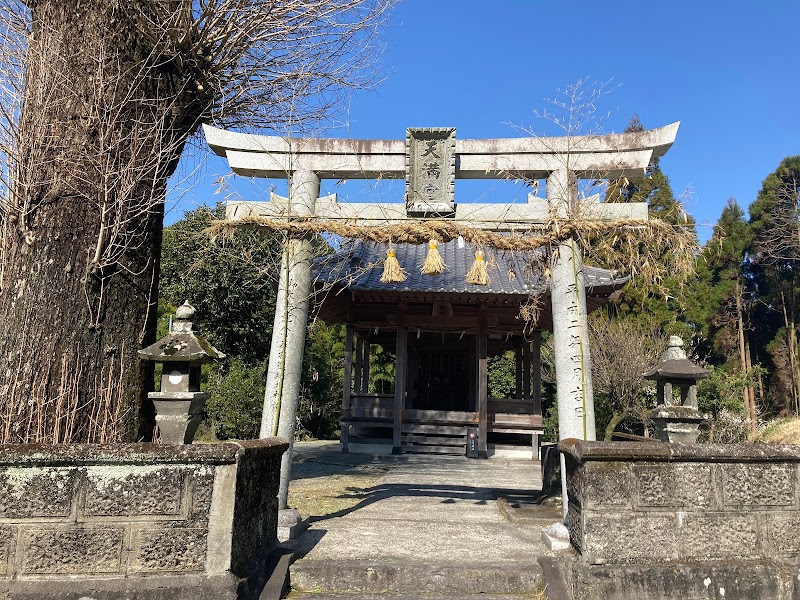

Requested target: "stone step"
[{"left": 288, "top": 559, "right": 543, "bottom": 596}]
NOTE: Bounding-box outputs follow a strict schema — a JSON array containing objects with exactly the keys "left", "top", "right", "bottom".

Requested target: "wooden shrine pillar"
[
  {"left": 522, "top": 341, "right": 532, "bottom": 401},
  {"left": 531, "top": 329, "right": 543, "bottom": 458},
  {"left": 467, "top": 336, "right": 476, "bottom": 411},
  {"left": 514, "top": 338, "right": 523, "bottom": 400},
  {"left": 341, "top": 324, "right": 354, "bottom": 451},
  {"left": 532, "top": 330, "right": 542, "bottom": 416},
  {"left": 354, "top": 336, "right": 363, "bottom": 394},
  {"left": 477, "top": 306, "right": 488, "bottom": 459},
  {"left": 361, "top": 337, "right": 370, "bottom": 393},
  {"left": 393, "top": 304, "right": 408, "bottom": 454}
]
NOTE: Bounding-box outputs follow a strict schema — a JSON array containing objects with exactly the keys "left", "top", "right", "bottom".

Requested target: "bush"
[
  {"left": 543, "top": 401, "right": 558, "bottom": 443},
  {"left": 488, "top": 351, "right": 516, "bottom": 399},
  {"left": 697, "top": 365, "right": 752, "bottom": 443},
  {"left": 205, "top": 357, "right": 266, "bottom": 440},
  {"left": 297, "top": 322, "right": 345, "bottom": 439}
]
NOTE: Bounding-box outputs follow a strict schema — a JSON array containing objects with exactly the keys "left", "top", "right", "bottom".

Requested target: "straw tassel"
[
  {"left": 380, "top": 247, "right": 407, "bottom": 283},
  {"left": 466, "top": 249, "right": 489, "bottom": 285},
  {"left": 420, "top": 239, "right": 446, "bottom": 275}
]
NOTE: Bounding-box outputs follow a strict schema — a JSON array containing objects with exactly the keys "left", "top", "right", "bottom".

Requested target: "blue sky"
[{"left": 171, "top": 1, "right": 800, "bottom": 243}]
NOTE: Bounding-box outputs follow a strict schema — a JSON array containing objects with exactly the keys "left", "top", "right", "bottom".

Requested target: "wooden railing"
[
  {"left": 350, "top": 393, "right": 393, "bottom": 409},
  {"left": 342, "top": 395, "right": 542, "bottom": 430},
  {"left": 404, "top": 409, "right": 478, "bottom": 424},
  {"left": 342, "top": 394, "right": 543, "bottom": 456}
]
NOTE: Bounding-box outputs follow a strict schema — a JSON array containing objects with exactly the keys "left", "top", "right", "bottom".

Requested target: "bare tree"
[
  {"left": 0, "top": 0, "right": 393, "bottom": 443},
  {"left": 755, "top": 175, "right": 800, "bottom": 265},
  {"left": 589, "top": 313, "right": 667, "bottom": 440}
]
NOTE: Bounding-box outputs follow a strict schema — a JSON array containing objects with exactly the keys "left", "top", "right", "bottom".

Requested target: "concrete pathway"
[{"left": 283, "top": 441, "right": 563, "bottom": 599}]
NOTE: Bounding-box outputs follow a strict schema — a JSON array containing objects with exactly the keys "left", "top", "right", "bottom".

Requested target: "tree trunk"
[
  {"left": 735, "top": 279, "right": 755, "bottom": 430},
  {"left": 781, "top": 292, "right": 800, "bottom": 415},
  {"left": 750, "top": 327, "right": 765, "bottom": 407},
  {"left": 604, "top": 411, "right": 632, "bottom": 441},
  {"left": 744, "top": 333, "right": 757, "bottom": 425},
  {"left": 793, "top": 321, "right": 800, "bottom": 416},
  {"left": 0, "top": 1, "right": 201, "bottom": 443}
]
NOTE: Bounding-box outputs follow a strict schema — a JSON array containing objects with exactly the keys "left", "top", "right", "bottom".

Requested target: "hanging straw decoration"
[
  {"left": 466, "top": 249, "right": 489, "bottom": 285},
  {"left": 420, "top": 239, "right": 446, "bottom": 275},
  {"left": 380, "top": 245, "right": 407, "bottom": 283}
]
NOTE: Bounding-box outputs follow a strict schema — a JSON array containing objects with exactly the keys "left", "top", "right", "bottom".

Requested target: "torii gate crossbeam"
[{"left": 205, "top": 123, "right": 678, "bottom": 180}]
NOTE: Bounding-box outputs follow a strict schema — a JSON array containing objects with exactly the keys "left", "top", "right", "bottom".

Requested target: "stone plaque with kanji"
[{"left": 405, "top": 127, "right": 456, "bottom": 216}]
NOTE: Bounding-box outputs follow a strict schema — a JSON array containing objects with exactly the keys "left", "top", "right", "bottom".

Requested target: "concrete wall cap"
[
  {"left": 558, "top": 439, "right": 669, "bottom": 463},
  {"left": 558, "top": 439, "right": 800, "bottom": 463},
  {"left": 0, "top": 438, "right": 289, "bottom": 466}
]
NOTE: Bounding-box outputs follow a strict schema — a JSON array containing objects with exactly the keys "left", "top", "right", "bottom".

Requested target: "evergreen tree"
[
  {"left": 160, "top": 203, "right": 280, "bottom": 365},
  {"left": 601, "top": 115, "right": 698, "bottom": 338},
  {"left": 687, "top": 198, "right": 752, "bottom": 363},
  {"left": 748, "top": 156, "right": 800, "bottom": 415},
  {"left": 685, "top": 198, "right": 759, "bottom": 427}
]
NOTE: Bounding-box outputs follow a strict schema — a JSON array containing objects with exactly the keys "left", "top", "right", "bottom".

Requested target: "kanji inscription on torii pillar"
[{"left": 405, "top": 127, "right": 456, "bottom": 216}]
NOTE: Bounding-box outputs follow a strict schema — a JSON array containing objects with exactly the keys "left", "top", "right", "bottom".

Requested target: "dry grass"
[
  {"left": 757, "top": 418, "right": 800, "bottom": 445},
  {"left": 288, "top": 471, "right": 386, "bottom": 519}
]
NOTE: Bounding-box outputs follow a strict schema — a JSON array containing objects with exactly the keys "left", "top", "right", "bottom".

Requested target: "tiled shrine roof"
[{"left": 313, "top": 239, "right": 628, "bottom": 296}]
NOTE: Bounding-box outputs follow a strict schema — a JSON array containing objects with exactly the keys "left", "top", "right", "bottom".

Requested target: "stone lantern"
[
  {"left": 138, "top": 301, "right": 225, "bottom": 444},
  {"left": 644, "top": 336, "right": 710, "bottom": 443}
]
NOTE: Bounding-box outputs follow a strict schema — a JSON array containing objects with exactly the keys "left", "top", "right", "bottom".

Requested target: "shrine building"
[{"left": 312, "top": 238, "right": 627, "bottom": 458}]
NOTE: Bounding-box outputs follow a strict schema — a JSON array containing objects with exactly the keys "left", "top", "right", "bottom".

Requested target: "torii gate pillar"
[
  {"left": 548, "top": 168, "right": 597, "bottom": 442},
  {"left": 548, "top": 169, "right": 597, "bottom": 522},
  {"left": 259, "top": 169, "right": 319, "bottom": 510}
]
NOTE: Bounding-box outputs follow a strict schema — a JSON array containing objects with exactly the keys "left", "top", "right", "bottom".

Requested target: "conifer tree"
[
  {"left": 688, "top": 198, "right": 758, "bottom": 425},
  {"left": 601, "top": 115, "right": 697, "bottom": 337},
  {"left": 678, "top": 199, "right": 752, "bottom": 359},
  {"left": 748, "top": 156, "right": 800, "bottom": 415}
]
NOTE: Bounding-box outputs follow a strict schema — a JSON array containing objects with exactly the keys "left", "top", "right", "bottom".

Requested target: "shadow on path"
[
  {"left": 284, "top": 442, "right": 554, "bottom": 563},
  {"left": 307, "top": 481, "right": 514, "bottom": 524}
]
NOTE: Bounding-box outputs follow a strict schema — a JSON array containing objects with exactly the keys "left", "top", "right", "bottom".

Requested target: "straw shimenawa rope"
[
  {"left": 420, "top": 239, "right": 446, "bottom": 275},
  {"left": 466, "top": 249, "right": 489, "bottom": 285},
  {"left": 208, "top": 215, "right": 654, "bottom": 250},
  {"left": 207, "top": 215, "right": 698, "bottom": 287},
  {"left": 380, "top": 246, "right": 407, "bottom": 283}
]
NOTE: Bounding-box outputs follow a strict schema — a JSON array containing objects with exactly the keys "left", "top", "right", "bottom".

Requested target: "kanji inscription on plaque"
[{"left": 405, "top": 128, "right": 456, "bottom": 216}]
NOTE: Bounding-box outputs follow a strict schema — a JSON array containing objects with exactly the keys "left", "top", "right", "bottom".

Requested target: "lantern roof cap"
[
  {"left": 643, "top": 336, "right": 710, "bottom": 382},
  {"left": 138, "top": 301, "right": 226, "bottom": 363}
]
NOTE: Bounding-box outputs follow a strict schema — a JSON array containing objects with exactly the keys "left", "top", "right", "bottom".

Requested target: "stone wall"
[
  {"left": 560, "top": 440, "right": 800, "bottom": 600},
  {"left": 0, "top": 439, "right": 287, "bottom": 599}
]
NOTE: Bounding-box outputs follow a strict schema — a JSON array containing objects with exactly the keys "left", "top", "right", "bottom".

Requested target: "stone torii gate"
[{"left": 204, "top": 123, "right": 679, "bottom": 511}]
